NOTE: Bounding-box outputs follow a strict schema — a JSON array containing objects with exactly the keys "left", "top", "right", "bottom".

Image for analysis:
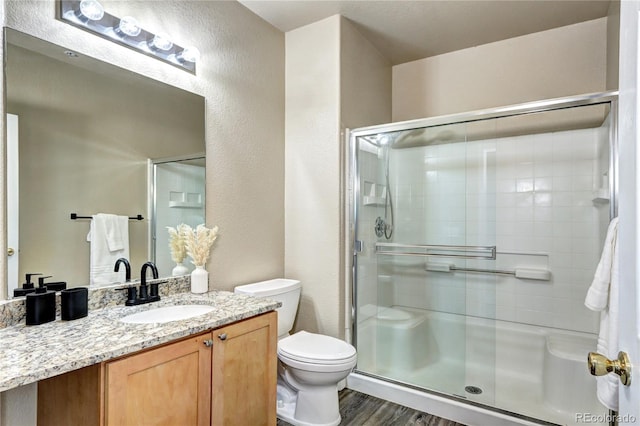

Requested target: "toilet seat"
[{"left": 278, "top": 331, "right": 357, "bottom": 366}]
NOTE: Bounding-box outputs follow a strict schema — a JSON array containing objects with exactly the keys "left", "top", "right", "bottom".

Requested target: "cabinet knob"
[
  {"left": 203, "top": 339, "right": 213, "bottom": 347},
  {"left": 218, "top": 333, "right": 227, "bottom": 341}
]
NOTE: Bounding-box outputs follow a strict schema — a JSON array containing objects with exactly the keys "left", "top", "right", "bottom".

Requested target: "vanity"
[{"left": 0, "top": 284, "right": 280, "bottom": 426}]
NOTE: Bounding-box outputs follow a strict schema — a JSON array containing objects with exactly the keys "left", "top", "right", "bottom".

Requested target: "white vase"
[
  {"left": 190, "top": 265, "right": 208, "bottom": 293},
  {"left": 172, "top": 262, "right": 189, "bottom": 277}
]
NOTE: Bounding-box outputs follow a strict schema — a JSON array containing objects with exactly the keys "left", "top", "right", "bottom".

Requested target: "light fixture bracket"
[{"left": 58, "top": 0, "right": 197, "bottom": 74}]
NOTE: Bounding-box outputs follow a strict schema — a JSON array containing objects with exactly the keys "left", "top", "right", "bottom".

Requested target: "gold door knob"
[
  {"left": 588, "top": 351, "right": 631, "bottom": 386},
  {"left": 7, "top": 248, "right": 14, "bottom": 256}
]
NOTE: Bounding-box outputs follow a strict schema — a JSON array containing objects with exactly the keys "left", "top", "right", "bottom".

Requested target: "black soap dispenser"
[
  {"left": 26, "top": 276, "right": 56, "bottom": 325},
  {"left": 38, "top": 276, "right": 67, "bottom": 292},
  {"left": 13, "top": 273, "right": 42, "bottom": 297}
]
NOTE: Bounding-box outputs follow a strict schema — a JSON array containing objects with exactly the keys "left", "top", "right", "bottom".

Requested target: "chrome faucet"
[{"left": 114, "top": 258, "right": 131, "bottom": 282}]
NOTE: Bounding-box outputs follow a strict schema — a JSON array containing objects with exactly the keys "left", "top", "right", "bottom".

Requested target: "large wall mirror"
[{"left": 5, "top": 28, "right": 205, "bottom": 298}]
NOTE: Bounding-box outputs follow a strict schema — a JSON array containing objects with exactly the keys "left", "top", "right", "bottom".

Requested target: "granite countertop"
[{"left": 0, "top": 290, "right": 280, "bottom": 392}]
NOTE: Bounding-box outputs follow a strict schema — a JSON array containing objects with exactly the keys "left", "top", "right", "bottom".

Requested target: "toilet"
[{"left": 234, "top": 278, "right": 357, "bottom": 426}]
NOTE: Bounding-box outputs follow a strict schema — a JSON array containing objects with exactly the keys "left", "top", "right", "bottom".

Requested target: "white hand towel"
[
  {"left": 100, "top": 213, "right": 125, "bottom": 252},
  {"left": 584, "top": 217, "right": 619, "bottom": 411},
  {"left": 88, "top": 214, "right": 130, "bottom": 285}
]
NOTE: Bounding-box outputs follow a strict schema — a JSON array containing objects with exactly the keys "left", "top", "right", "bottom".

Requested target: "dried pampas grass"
[
  {"left": 183, "top": 224, "right": 219, "bottom": 267},
  {"left": 167, "top": 223, "right": 190, "bottom": 263}
]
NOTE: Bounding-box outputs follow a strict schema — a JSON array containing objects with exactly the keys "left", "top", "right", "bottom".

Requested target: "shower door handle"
[{"left": 588, "top": 351, "right": 631, "bottom": 386}]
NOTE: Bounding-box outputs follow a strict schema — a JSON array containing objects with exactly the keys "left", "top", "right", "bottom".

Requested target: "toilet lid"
[{"left": 278, "top": 331, "right": 356, "bottom": 364}]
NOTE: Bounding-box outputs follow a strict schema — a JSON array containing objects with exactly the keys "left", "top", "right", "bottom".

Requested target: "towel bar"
[{"left": 70, "top": 213, "right": 144, "bottom": 221}]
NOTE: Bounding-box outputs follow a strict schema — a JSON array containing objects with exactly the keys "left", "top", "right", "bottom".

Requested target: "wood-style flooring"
[{"left": 276, "top": 388, "right": 466, "bottom": 426}]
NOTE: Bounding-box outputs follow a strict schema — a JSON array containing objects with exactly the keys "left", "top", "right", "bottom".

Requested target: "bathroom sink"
[{"left": 120, "top": 304, "right": 216, "bottom": 324}]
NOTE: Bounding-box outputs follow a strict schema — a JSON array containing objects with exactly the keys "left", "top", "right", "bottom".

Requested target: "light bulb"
[
  {"left": 178, "top": 46, "right": 200, "bottom": 63},
  {"left": 149, "top": 33, "right": 173, "bottom": 51},
  {"left": 79, "top": 0, "right": 104, "bottom": 21},
  {"left": 117, "top": 16, "right": 141, "bottom": 37}
]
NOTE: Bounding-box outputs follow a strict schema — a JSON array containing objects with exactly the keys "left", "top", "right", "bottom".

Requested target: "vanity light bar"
[{"left": 58, "top": 0, "right": 199, "bottom": 74}]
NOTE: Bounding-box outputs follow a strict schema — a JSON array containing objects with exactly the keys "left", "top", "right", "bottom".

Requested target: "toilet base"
[
  {"left": 276, "top": 381, "right": 341, "bottom": 426},
  {"left": 277, "top": 402, "right": 340, "bottom": 426}
]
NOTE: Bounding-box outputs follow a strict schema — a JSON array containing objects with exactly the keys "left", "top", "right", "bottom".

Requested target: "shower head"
[
  {"left": 360, "top": 127, "right": 462, "bottom": 150},
  {"left": 360, "top": 133, "right": 395, "bottom": 147},
  {"left": 390, "top": 128, "right": 462, "bottom": 149}
]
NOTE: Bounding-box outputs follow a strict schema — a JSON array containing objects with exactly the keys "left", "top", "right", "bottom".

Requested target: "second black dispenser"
[{"left": 25, "top": 276, "right": 56, "bottom": 325}]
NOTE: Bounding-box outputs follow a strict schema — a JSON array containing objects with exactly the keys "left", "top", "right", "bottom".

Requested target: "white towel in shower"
[
  {"left": 584, "top": 216, "right": 619, "bottom": 411},
  {"left": 88, "top": 214, "right": 130, "bottom": 285}
]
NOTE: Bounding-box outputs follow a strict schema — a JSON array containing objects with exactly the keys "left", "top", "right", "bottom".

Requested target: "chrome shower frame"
[{"left": 347, "top": 90, "right": 619, "bottom": 421}]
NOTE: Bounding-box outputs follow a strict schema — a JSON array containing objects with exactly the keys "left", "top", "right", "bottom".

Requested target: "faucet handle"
[
  {"left": 149, "top": 280, "right": 168, "bottom": 300},
  {"left": 116, "top": 286, "right": 137, "bottom": 306}
]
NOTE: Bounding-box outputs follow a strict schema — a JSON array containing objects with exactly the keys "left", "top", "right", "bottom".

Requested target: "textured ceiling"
[{"left": 238, "top": 0, "right": 612, "bottom": 65}]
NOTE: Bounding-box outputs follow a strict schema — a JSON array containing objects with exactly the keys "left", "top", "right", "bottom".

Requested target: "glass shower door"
[
  {"left": 353, "top": 122, "right": 498, "bottom": 401},
  {"left": 351, "top": 95, "right": 617, "bottom": 425}
]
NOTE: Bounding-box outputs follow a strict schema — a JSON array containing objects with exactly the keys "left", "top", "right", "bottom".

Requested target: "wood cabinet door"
[
  {"left": 211, "top": 311, "right": 277, "bottom": 426},
  {"left": 105, "top": 332, "right": 212, "bottom": 426}
]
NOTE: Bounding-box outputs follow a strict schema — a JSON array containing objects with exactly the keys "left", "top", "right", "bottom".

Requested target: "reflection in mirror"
[
  {"left": 151, "top": 156, "right": 206, "bottom": 276},
  {"left": 5, "top": 28, "right": 205, "bottom": 298}
]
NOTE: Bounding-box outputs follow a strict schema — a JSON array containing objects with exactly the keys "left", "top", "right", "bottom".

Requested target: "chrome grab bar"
[
  {"left": 424, "top": 262, "right": 551, "bottom": 280},
  {"left": 449, "top": 265, "right": 513, "bottom": 275},
  {"left": 375, "top": 243, "right": 497, "bottom": 260}
]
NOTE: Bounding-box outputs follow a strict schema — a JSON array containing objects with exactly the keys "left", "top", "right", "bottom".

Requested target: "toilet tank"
[{"left": 234, "top": 279, "right": 301, "bottom": 338}]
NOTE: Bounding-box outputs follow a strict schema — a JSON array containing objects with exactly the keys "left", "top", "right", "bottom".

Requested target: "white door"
[
  {"left": 7, "top": 114, "right": 19, "bottom": 297},
  {"left": 617, "top": 0, "right": 639, "bottom": 421}
]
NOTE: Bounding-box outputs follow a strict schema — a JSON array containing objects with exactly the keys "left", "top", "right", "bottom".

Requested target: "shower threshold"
[{"left": 348, "top": 372, "right": 555, "bottom": 426}]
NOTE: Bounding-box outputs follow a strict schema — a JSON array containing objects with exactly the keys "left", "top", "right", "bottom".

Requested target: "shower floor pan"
[{"left": 353, "top": 306, "right": 607, "bottom": 426}]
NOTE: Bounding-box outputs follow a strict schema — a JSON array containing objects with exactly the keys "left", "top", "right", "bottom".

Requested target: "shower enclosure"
[{"left": 349, "top": 92, "right": 617, "bottom": 425}]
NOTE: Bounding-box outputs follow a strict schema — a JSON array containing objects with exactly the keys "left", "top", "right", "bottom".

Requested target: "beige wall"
[
  {"left": 340, "top": 17, "right": 392, "bottom": 130},
  {"left": 285, "top": 16, "right": 342, "bottom": 336},
  {"left": 392, "top": 18, "right": 608, "bottom": 121},
  {"left": 2, "top": 0, "right": 285, "bottom": 295},
  {"left": 285, "top": 15, "right": 391, "bottom": 338},
  {"left": 606, "top": 1, "right": 620, "bottom": 90}
]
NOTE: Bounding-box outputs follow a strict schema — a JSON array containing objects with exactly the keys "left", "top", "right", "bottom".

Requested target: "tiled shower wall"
[{"left": 358, "top": 119, "right": 610, "bottom": 334}]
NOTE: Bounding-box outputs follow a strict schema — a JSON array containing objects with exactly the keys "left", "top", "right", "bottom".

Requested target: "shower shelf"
[
  {"left": 375, "top": 242, "right": 496, "bottom": 260},
  {"left": 591, "top": 189, "right": 610, "bottom": 205},
  {"left": 169, "top": 191, "right": 203, "bottom": 209},
  {"left": 363, "top": 196, "right": 386, "bottom": 206},
  {"left": 169, "top": 201, "right": 203, "bottom": 208},
  {"left": 363, "top": 181, "right": 386, "bottom": 206}
]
